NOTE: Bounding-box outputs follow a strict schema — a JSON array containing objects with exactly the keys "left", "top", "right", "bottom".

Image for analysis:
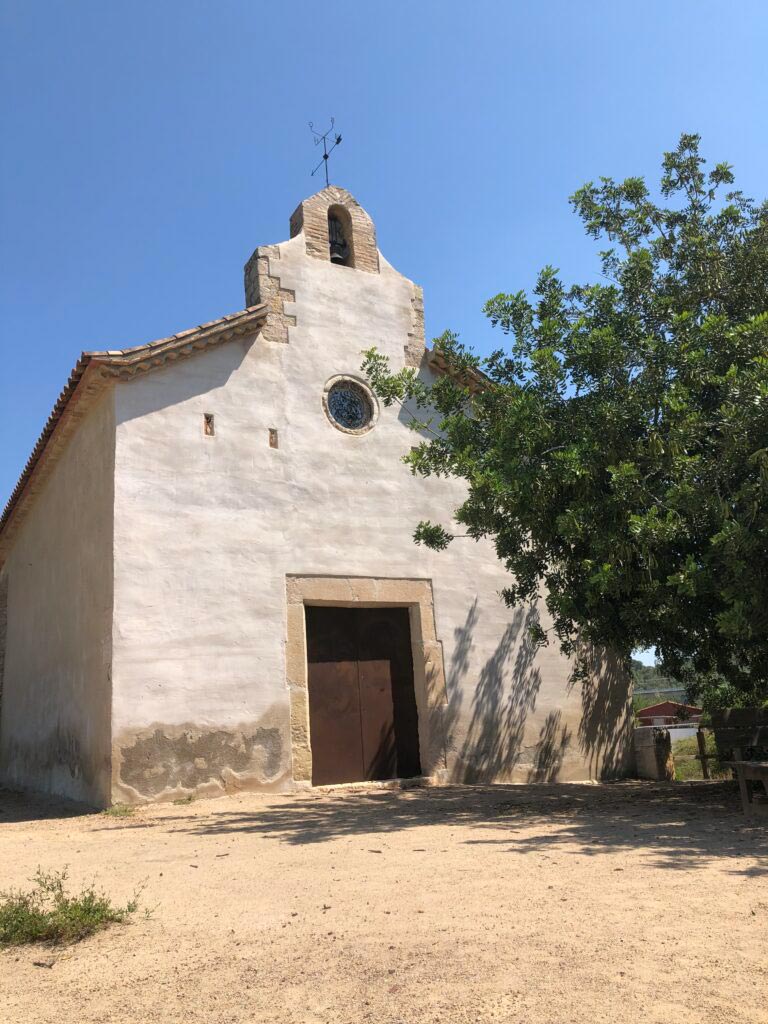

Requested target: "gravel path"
[{"left": 1, "top": 781, "right": 766, "bottom": 1024}]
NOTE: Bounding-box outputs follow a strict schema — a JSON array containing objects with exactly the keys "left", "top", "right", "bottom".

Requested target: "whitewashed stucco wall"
[
  {"left": 0, "top": 393, "right": 114, "bottom": 805},
  {"left": 110, "top": 234, "right": 632, "bottom": 801}
]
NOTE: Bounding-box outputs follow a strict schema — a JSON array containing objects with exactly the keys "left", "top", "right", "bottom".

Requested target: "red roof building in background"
[{"left": 637, "top": 700, "right": 703, "bottom": 726}]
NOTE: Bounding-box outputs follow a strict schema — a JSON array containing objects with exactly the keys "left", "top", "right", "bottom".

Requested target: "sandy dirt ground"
[{"left": 0, "top": 780, "right": 766, "bottom": 1024}]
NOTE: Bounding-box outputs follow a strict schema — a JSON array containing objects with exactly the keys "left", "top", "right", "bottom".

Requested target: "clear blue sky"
[{"left": 2, "top": 0, "right": 767, "bottom": 522}]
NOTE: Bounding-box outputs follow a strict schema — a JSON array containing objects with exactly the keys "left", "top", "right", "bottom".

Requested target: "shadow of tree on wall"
[
  {"left": 572, "top": 648, "right": 634, "bottom": 779},
  {"left": 527, "top": 710, "right": 572, "bottom": 783},
  {"left": 445, "top": 601, "right": 544, "bottom": 783},
  {"left": 443, "top": 601, "right": 633, "bottom": 784},
  {"left": 165, "top": 782, "right": 765, "bottom": 871}
]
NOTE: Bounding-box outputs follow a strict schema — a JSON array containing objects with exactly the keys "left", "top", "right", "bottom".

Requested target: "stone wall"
[
  {"left": 288, "top": 185, "right": 379, "bottom": 274},
  {"left": 633, "top": 726, "right": 674, "bottom": 781},
  {"left": 243, "top": 245, "right": 296, "bottom": 345}
]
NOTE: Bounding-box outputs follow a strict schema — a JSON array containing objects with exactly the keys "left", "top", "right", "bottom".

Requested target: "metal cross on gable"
[{"left": 309, "top": 118, "right": 342, "bottom": 187}]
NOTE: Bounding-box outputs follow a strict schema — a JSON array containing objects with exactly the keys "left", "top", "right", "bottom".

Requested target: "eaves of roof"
[{"left": 426, "top": 348, "right": 487, "bottom": 392}]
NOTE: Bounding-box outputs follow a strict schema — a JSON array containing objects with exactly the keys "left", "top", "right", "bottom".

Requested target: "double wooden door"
[{"left": 306, "top": 606, "right": 421, "bottom": 786}]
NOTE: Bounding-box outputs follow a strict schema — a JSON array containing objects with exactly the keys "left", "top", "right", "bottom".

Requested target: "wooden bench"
[
  {"left": 710, "top": 710, "right": 768, "bottom": 818},
  {"left": 724, "top": 760, "right": 768, "bottom": 819}
]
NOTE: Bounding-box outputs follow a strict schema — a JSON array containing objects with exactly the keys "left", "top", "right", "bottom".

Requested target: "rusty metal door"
[{"left": 305, "top": 606, "right": 421, "bottom": 786}]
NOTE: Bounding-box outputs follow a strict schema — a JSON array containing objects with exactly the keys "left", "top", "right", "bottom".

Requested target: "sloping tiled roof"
[
  {"left": 0, "top": 304, "right": 268, "bottom": 555},
  {"left": 637, "top": 701, "right": 703, "bottom": 718}
]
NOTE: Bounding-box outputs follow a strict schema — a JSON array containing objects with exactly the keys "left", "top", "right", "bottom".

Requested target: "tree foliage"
[
  {"left": 630, "top": 659, "right": 677, "bottom": 695},
  {"left": 363, "top": 135, "right": 768, "bottom": 708}
]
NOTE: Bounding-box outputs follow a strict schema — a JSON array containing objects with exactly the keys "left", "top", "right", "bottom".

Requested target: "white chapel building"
[{"left": 0, "top": 186, "right": 632, "bottom": 807}]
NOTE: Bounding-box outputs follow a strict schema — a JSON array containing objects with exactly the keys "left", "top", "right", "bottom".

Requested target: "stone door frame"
[{"left": 285, "top": 575, "right": 448, "bottom": 784}]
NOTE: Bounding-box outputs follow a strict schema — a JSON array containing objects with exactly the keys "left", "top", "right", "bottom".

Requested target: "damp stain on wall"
[
  {"left": 117, "top": 723, "right": 287, "bottom": 799},
  {"left": 2, "top": 724, "right": 105, "bottom": 789}
]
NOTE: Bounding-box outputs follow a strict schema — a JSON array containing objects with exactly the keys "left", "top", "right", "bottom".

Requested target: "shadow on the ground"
[
  {"left": 167, "top": 781, "right": 767, "bottom": 872},
  {"left": 0, "top": 787, "right": 96, "bottom": 823},
  {"left": 3, "top": 781, "right": 765, "bottom": 874}
]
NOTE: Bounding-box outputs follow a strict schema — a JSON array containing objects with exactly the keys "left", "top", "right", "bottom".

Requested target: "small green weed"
[
  {"left": 172, "top": 795, "right": 194, "bottom": 805},
  {"left": 102, "top": 803, "right": 135, "bottom": 818},
  {"left": 0, "top": 869, "right": 141, "bottom": 947}
]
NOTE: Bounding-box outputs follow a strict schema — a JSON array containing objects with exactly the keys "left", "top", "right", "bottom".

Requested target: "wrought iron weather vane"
[{"left": 309, "top": 119, "right": 342, "bottom": 187}]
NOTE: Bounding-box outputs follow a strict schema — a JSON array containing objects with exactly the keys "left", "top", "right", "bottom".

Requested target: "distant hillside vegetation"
[
  {"left": 630, "top": 659, "right": 684, "bottom": 712},
  {"left": 631, "top": 659, "right": 677, "bottom": 692}
]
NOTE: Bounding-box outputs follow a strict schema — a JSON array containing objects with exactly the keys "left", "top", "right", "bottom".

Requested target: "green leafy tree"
[
  {"left": 364, "top": 135, "right": 768, "bottom": 710},
  {"left": 630, "top": 659, "right": 677, "bottom": 695}
]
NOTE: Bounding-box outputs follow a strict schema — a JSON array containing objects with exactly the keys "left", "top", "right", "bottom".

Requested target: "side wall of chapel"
[{"left": 0, "top": 393, "right": 114, "bottom": 806}]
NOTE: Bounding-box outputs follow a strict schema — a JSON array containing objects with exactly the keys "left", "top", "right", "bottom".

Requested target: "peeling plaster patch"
[{"left": 117, "top": 722, "right": 288, "bottom": 800}]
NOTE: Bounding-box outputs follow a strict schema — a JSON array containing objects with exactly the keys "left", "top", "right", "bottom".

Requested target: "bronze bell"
[{"left": 328, "top": 214, "right": 350, "bottom": 265}]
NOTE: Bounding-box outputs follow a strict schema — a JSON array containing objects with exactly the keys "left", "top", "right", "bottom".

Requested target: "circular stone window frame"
[{"left": 322, "top": 374, "right": 380, "bottom": 436}]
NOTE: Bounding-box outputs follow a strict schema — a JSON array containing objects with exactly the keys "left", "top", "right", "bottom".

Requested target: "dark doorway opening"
[{"left": 305, "top": 606, "right": 422, "bottom": 786}]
